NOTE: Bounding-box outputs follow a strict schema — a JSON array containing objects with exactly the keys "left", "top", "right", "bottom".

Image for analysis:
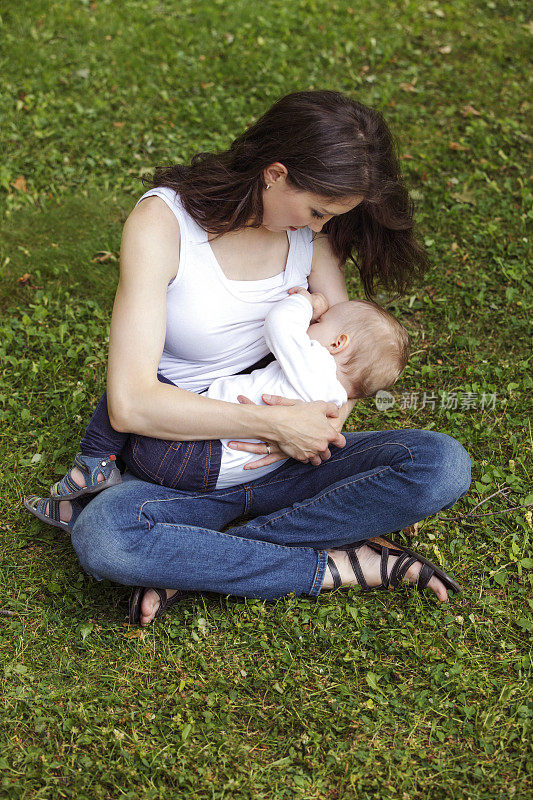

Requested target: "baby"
[{"left": 24, "top": 288, "right": 409, "bottom": 530}]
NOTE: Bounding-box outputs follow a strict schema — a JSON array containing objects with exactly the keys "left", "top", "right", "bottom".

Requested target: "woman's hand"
[{"left": 227, "top": 394, "right": 346, "bottom": 468}]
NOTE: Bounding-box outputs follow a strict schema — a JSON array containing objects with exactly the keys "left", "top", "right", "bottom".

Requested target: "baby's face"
[{"left": 307, "top": 302, "right": 353, "bottom": 350}]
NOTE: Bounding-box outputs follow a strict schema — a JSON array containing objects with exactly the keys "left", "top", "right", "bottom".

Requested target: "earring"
[{"left": 265, "top": 184, "right": 271, "bottom": 190}]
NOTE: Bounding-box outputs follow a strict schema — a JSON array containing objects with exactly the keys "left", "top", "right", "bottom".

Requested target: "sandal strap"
[
  {"left": 45, "top": 496, "right": 61, "bottom": 523},
  {"left": 154, "top": 589, "right": 190, "bottom": 620},
  {"left": 327, "top": 555, "right": 342, "bottom": 589},
  {"left": 417, "top": 562, "right": 434, "bottom": 592},
  {"left": 389, "top": 553, "right": 418, "bottom": 588},
  {"left": 379, "top": 544, "right": 390, "bottom": 588},
  {"left": 346, "top": 546, "right": 370, "bottom": 591}
]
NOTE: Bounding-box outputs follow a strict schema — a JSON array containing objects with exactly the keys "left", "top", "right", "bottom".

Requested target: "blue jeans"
[{"left": 71, "top": 429, "right": 471, "bottom": 600}]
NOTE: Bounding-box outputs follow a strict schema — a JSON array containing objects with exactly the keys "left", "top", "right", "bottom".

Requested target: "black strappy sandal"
[
  {"left": 129, "top": 587, "right": 191, "bottom": 625},
  {"left": 328, "top": 534, "right": 462, "bottom": 595}
]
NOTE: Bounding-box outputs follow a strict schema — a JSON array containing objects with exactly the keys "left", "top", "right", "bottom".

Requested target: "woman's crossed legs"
[{"left": 71, "top": 429, "right": 471, "bottom": 623}]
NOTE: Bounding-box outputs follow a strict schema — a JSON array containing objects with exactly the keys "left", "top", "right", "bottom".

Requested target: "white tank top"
[{"left": 135, "top": 187, "right": 314, "bottom": 392}]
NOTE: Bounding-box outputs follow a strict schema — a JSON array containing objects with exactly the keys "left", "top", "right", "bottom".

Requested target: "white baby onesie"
[{"left": 206, "top": 293, "right": 348, "bottom": 488}]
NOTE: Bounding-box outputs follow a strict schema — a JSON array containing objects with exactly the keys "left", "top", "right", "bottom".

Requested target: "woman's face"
[{"left": 261, "top": 165, "right": 363, "bottom": 234}]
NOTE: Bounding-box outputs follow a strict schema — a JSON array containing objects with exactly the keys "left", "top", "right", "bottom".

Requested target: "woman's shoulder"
[
  {"left": 121, "top": 195, "right": 181, "bottom": 285},
  {"left": 126, "top": 193, "right": 181, "bottom": 243}
]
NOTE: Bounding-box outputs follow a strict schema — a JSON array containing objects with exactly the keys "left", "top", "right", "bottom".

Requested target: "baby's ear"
[{"left": 329, "top": 333, "right": 350, "bottom": 354}]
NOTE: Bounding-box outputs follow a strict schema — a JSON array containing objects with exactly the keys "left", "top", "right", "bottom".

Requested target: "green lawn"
[{"left": 0, "top": 1, "right": 531, "bottom": 798}]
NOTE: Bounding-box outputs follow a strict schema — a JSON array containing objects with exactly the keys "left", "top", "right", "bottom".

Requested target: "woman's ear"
[
  {"left": 328, "top": 333, "right": 350, "bottom": 354},
  {"left": 263, "top": 163, "right": 289, "bottom": 186}
]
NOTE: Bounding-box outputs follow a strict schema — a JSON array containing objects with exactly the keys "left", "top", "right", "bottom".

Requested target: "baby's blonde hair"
[{"left": 335, "top": 300, "right": 410, "bottom": 399}]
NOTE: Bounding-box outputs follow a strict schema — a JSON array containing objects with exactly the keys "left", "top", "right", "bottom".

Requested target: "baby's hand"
[{"left": 288, "top": 287, "right": 329, "bottom": 321}]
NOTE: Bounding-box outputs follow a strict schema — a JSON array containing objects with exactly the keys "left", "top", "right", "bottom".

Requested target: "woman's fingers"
[
  {"left": 261, "top": 394, "right": 298, "bottom": 406},
  {"left": 227, "top": 439, "right": 286, "bottom": 469},
  {"left": 331, "top": 431, "right": 346, "bottom": 449},
  {"left": 237, "top": 394, "right": 256, "bottom": 405},
  {"left": 243, "top": 453, "right": 287, "bottom": 469},
  {"left": 227, "top": 440, "right": 281, "bottom": 455}
]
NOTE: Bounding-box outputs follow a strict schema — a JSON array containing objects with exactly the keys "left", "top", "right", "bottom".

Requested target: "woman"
[{"left": 30, "top": 91, "right": 471, "bottom": 626}]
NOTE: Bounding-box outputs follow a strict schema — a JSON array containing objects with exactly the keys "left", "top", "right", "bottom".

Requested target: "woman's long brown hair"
[{"left": 146, "top": 90, "right": 428, "bottom": 298}]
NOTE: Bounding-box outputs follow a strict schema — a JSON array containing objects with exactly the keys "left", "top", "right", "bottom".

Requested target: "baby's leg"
[
  {"left": 51, "top": 373, "right": 178, "bottom": 499},
  {"left": 79, "top": 389, "right": 129, "bottom": 458},
  {"left": 50, "top": 389, "right": 126, "bottom": 499},
  {"left": 121, "top": 434, "right": 222, "bottom": 493}
]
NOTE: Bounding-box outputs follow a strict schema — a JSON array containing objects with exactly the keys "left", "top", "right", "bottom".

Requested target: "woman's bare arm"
[
  {"left": 308, "top": 233, "right": 355, "bottom": 429},
  {"left": 307, "top": 233, "right": 350, "bottom": 305},
  {"left": 106, "top": 197, "right": 344, "bottom": 460}
]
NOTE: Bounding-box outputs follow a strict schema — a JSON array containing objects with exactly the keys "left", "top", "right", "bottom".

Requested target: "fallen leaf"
[
  {"left": 400, "top": 153, "right": 413, "bottom": 160},
  {"left": 17, "top": 273, "right": 32, "bottom": 285},
  {"left": 461, "top": 105, "right": 481, "bottom": 117},
  {"left": 451, "top": 190, "right": 477, "bottom": 205},
  {"left": 402, "top": 522, "right": 419, "bottom": 537},
  {"left": 113, "top": 121, "right": 124, "bottom": 128},
  {"left": 124, "top": 629, "right": 144, "bottom": 638},
  {"left": 12, "top": 176, "right": 27, "bottom": 192},
  {"left": 451, "top": 242, "right": 458, "bottom": 251},
  {"left": 449, "top": 141, "right": 469, "bottom": 151},
  {"left": 439, "top": 45, "right": 451, "bottom": 54},
  {"left": 399, "top": 81, "right": 417, "bottom": 92},
  {"left": 91, "top": 251, "right": 117, "bottom": 262}
]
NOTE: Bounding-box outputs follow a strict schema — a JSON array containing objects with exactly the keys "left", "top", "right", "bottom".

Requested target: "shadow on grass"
[{"left": 0, "top": 191, "right": 136, "bottom": 311}]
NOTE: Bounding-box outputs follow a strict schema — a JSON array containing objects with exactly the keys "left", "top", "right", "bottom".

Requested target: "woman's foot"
[
  {"left": 140, "top": 589, "right": 180, "bottom": 626},
  {"left": 323, "top": 543, "right": 450, "bottom": 602}
]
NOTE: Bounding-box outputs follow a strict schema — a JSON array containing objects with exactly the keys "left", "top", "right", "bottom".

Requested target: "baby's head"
[{"left": 307, "top": 300, "right": 409, "bottom": 399}]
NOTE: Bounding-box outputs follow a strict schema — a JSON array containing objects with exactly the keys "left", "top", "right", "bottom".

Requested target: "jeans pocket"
[{"left": 123, "top": 434, "right": 221, "bottom": 492}]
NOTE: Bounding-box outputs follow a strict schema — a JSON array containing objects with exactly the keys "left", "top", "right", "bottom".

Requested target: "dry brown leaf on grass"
[
  {"left": 449, "top": 141, "right": 469, "bottom": 151},
  {"left": 461, "top": 105, "right": 482, "bottom": 117},
  {"left": 12, "top": 175, "right": 27, "bottom": 192},
  {"left": 91, "top": 251, "right": 118, "bottom": 263},
  {"left": 402, "top": 522, "right": 419, "bottom": 538},
  {"left": 17, "top": 273, "right": 41, "bottom": 288}
]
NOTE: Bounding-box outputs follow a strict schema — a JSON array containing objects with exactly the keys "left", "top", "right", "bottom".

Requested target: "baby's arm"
[
  {"left": 263, "top": 293, "right": 347, "bottom": 406},
  {"left": 288, "top": 286, "right": 329, "bottom": 321}
]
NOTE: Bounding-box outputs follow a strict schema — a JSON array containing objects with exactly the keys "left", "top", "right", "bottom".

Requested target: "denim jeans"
[{"left": 71, "top": 428, "right": 471, "bottom": 601}]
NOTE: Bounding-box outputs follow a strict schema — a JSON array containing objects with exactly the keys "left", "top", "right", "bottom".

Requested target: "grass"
[{"left": 1, "top": 0, "right": 532, "bottom": 797}]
